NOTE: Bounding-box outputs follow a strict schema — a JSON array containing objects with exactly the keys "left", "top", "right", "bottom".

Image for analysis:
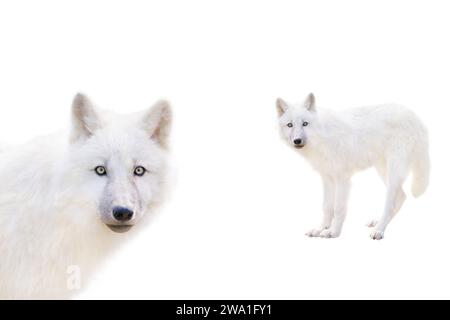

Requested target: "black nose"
[
  {"left": 293, "top": 139, "right": 303, "bottom": 145},
  {"left": 112, "top": 207, "right": 134, "bottom": 222}
]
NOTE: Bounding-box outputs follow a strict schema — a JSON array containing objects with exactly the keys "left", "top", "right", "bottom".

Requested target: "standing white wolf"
[
  {"left": 276, "top": 93, "right": 429, "bottom": 240},
  {"left": 0, "top": 93, "right": 172, "bottom": 299}
]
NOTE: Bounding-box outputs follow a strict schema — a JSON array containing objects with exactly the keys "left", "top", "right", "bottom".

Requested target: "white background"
[{"left": 0, "top": 0, "right": 449, "bottom": 299}]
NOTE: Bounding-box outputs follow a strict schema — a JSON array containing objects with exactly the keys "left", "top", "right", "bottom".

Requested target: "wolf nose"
[
  {"left": 112, "top": 207, "right": 134, "bottom": 222},
  {"left": 293, "top": 139, "right": 303, "bottom": 145}
]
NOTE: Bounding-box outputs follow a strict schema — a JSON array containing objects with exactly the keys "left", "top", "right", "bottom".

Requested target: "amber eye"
[
  {"left": 287, "top": 123, "right": 293, "bottom": 128},
  {"left": 134, "top": 166, "right": 146, "bottom": 177},
  {"left": 303, "top": 121, "right": 309, "bottom": 127},
  {"left": 95, "top": 166, "right": 107, "bottom": 176}
]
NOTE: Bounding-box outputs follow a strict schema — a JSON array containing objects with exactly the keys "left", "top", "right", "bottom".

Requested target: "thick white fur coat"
[{"left": 0, "top": 94, "right": 171, "bottom": 299}]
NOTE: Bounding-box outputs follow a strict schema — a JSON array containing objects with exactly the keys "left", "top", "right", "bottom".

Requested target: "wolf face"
[
  {"left": 276, "top": 93, "right": 316, "bottom": 149},
  {"left": 66, "top": 93, "right": 172, "bottom": 233}
]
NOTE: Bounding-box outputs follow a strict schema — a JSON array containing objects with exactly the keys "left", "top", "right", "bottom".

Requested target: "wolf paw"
[
  {"left": 305, "top": 229, "right": 324, "bottom": 237},
  {"left": 319, "top": 229, "right": 339, "bottom": 238},
  {"left": 370, "top": 230, "right": 384, "bottom": 240},
  {"left": 366, "top": 220, "right": 378, "bottom": 228}
]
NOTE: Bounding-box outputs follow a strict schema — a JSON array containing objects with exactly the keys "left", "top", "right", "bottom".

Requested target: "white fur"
[
  {"left": 0, "top": 94, "right": 172, "bottom": 299},
  {"left": 277, "top": 93, "right": 430, "bottom": 240}
]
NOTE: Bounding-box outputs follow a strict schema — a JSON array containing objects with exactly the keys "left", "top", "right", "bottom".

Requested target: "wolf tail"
[{"left": 411, "top": 141, "right": 430, "bottom": 198}]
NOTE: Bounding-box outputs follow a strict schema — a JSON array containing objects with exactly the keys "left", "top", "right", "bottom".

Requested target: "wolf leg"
[
  {"left": 370, "top": 160, "right": 408, "bottom": 240},
  {"left": 319, "top": 177, "right": 350, "bottom": 238},
  {"left": 306, "top": 176, "right": 335, "bottom": 237},
  {"left": 368, "top": 164, "right": 406, "bottom": 228},
  {"left": 366, "top": 165, "right": 387, "bottom": 227}
]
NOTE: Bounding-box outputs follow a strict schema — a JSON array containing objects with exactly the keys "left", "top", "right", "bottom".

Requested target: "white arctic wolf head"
[
  {"left": 276, "top": 93, "right": 317, "bottom": 149},
  {"left": 65, "top": 93, "right": 172, "bottom": 234}
]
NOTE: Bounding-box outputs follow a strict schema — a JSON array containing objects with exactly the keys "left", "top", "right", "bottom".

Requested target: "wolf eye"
[
  {"left": 95, "top": 166, "right": 107, "bottom": 176},
  {"left": 303, "top": 121, "right": 309, "bottom": 127},
  {"left": 287, "top": 123, "right": 293, "bottom": 128},
  {"left": 134, "top": 166, "right": 146, "bottom": 177}
]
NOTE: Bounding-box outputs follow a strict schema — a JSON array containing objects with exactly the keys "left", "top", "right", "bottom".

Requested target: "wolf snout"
[
  {"left": 112, "top": 206, "right": 134, "bottom": 222},
  {"left": 293, "top": 139, "right": 304, "bottom": 148},
  {"left": 106, "top": 207, "right": 135, "bottom": 233}
]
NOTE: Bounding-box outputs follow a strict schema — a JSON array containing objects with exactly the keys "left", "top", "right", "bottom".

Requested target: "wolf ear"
[
  {"left": 304, "top": 93, "right": 316, "bottom": 112},
  {"left": 276, "top": 98, "right": 289, "bottom": 116},
  {"left": 142, "top": 100, "right": 172, "bottom": 148},
  {"left": 70, "top": 93, "right": 102, "bottom": 143}
]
